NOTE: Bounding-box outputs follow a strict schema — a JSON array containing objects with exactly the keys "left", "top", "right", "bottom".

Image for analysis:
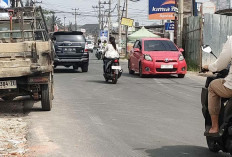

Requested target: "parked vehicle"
[
  {"left": 201, "top": 45, "right": 232, "bottom": 155},
  {"left": 128, "top": 38, "right": 187, "bottom": 78},
  {"left": 53, "top": 31, "right": 89, "bottom": 72},
  {"left": 103, "top": 58, "right": 122, "bottom": 84},
  {"left": 86, "top": 40, "right": 94, "bottom": 53},
  {"left": 0, "top": 6, "right": 54, "bottom": 111}
]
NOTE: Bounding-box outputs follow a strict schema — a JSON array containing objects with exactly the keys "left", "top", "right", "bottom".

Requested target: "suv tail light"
[{"left": 85, "top": 42, "right": 88, "bottom": 52}]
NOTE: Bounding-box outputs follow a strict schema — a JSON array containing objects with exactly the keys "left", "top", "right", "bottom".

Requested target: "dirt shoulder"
[{"left": 0, "top": 102, "right": 28, "bottom": 157}]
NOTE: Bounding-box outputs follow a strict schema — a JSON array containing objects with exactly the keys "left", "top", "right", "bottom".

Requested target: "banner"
[
  {"left": 149, "top": 0, "right": 175, "bottom": 20},
  {"left": 121, "top": 18, "right": 134, "bottom": 27}
]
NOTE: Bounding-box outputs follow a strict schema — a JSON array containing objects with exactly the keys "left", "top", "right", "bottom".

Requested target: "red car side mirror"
[
  {"left": 134, "top": 48, "right": 140, "bottom": 53},
  {"left": 179, "top": 48, "right": 184, "bottom": 52}
]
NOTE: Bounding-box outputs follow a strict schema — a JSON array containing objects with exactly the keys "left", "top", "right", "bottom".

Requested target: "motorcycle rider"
[
  {"left": 203, "top": 36, "right": 232, "bottom": 136},
  {"left": 97, "top": 39, "right": 102, "bottom": 48},
  {"left": 102, "top": 36, "right": 119, "bottom": 73},
  {"left": 103, "top": 40, "right": 107, "bottom": 48}
]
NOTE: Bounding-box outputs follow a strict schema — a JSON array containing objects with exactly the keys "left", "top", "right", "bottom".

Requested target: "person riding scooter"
[
  {"left": 102, "top": 37, "right": 119, "bottom": 73},
  {"left": 203, "top": 36, "right": 232, "bottom": 137}
]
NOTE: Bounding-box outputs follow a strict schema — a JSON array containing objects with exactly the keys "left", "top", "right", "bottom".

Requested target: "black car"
[{"left": 52, "top": 31, "right": 89, "bottom": 72}]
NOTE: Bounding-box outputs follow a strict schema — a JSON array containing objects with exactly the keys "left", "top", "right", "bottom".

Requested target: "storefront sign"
[{"left": 149, "top": 0, "right": 175, "bottom": 20}]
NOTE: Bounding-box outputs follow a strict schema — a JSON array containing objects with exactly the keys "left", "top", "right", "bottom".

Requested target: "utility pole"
[
  {"left": 118, "top": 0, "right": 121, "bottom": 54},
  {"left": 72, "top": 8, "right": 79, "bottom": 31},
  {"left": 64, "top": 16, "right": 66, "bottom": 31},
  {"left": 177, "top": 0, "right": 183, "bottom": 48},
  {"left": 125, "top": 0, "right": 129, "bottom": 56},
  {"left": 52, "top": 12, "right": 55, "bottom": 32},
  {"left": 92, "top": 1, "right": 104, "bottom": 38},
  {"left": 108, "top": 0, "right": 112, "bottom": 40}
]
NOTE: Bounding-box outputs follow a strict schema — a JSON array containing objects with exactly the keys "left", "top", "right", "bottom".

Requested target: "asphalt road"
[{"left": 25, "top": 53, "right": 230, "bottom": 157}]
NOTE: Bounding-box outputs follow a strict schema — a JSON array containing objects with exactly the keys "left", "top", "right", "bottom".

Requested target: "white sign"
[
  {"left": 81, "top": 29, "right": 86, "bottom": 33},
  {"left": 196, "top": 0, "right": 209, "bottom": 2},
  {"left": 202, "top": 1, "right": 216, "bottom": 14}
]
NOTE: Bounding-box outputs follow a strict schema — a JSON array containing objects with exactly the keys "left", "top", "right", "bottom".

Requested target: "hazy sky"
[{"left": 33, "top": 0, "right": 159, "bottom": 26}]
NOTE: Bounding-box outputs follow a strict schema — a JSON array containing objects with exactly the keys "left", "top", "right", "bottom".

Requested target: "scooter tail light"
[{"left": 114, "top": 59, "right": 118, "bottom": 63}]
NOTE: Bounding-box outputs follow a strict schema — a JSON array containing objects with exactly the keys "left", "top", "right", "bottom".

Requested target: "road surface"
[{"left": 24, "top": 54, "right": 230, "bottom": 157}]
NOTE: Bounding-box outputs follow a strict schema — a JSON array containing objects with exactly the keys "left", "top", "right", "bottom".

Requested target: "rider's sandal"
[{"left": 204, "top": 131, "right": 220, "bottom": 137}]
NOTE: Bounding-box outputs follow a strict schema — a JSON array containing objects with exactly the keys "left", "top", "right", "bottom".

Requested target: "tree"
[{"left": 25, "top": 0, "right": 32, "bottom": 6}]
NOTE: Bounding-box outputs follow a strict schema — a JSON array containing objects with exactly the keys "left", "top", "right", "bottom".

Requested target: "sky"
[{"left": 29, "top": 0, "right": 160, "bottom": 26}]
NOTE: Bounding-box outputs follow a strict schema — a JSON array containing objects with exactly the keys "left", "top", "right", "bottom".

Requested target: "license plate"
[
  {"left": 0, "top": 80, "right": 17, "bottom": 89},
  {"left": 161, "top": 65, "right": 173, "bottom": 69},
  {"left": 112, "top": 66, "right": 121, "bottom": 70}
]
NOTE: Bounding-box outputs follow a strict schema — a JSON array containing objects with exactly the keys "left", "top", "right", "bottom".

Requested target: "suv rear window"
[
  {"left": 144, "top": 40, "right": 178, "bottom": 51},
  {"left": 55, "top": 35, "right": 85, "bottom": 42}
]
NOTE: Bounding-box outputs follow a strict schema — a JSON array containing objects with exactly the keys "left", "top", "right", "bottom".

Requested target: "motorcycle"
[
  {"left": 95, "top": 48, "right": 103, "bottom": 60},
  {"left": 103, "top": 58, "right": 123, "bottom": 84},
  {"left": 201, "top": 45, "right": 232, "bottom": 154}
]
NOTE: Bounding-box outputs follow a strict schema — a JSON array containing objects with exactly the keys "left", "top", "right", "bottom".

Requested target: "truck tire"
[
  {"left": 41, "top": 83, "right": 52, "bottom": 111},
  {"left": 73, "top": 65, "right": 79, "bottom": 72},
  {"left": 81, "top": 63, "right": 89, "bottom": 72}
]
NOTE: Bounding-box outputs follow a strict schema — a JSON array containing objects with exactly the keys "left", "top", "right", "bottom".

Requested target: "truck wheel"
[
  {"left": 73, "top": 65, "right": 79, "bottom": 72},
  {"left": 81, "top": 63, "right": 89, "bottom": 72},
  {"left": 41, "top": 83, "right": 52, "bottom": 111}
]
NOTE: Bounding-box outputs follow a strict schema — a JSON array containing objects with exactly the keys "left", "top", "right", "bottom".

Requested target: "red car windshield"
[{"left": 144, "top": 40, "right": 178, "bottom": 51}]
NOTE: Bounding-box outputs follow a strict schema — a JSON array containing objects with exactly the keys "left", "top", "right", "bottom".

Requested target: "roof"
[
  {"left": 141, "top": 38, "right": 170, "bottom": 41},
  {"left": 128, "top": 27, "right": 161, "bottom": 42}
]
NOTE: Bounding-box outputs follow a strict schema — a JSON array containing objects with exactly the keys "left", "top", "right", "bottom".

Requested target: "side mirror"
[
  {"left": 202, "top": 45, "right": 212, "bottom": 54},
  {"left": 134, "top": 48, "right": 140, "bottom": 53},
  {"left": 179, "top": 48, "right": 184, "bottom": 52}
]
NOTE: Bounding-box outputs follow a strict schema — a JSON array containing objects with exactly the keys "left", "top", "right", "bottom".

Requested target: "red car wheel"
[{"left": 139, "top": 63, "right": 144, "bottom": 78}]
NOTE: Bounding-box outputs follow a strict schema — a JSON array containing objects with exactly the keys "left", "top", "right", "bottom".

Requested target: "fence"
[
  {"left": 183, "top": 14, "right": 232, "bottom": 70},
  {"left": 183, "top": 16, "right": 202, "bottom": 70}
]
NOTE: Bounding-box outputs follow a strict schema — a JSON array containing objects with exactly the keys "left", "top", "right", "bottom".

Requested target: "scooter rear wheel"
[{"left": 206, "top": 137, "right": 220, "bottom": 153}]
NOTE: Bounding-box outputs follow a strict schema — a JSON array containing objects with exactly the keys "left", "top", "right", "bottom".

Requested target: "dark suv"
[{"left": 53, "top": 31, "right": 89, "bottom": 72}]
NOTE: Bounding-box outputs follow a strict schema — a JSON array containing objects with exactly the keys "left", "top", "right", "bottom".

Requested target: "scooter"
[
  {"left": 95, "top": 48, "right": 103, "bottom": 60},
  {"left": 201, "top": 45, "right": 232, "bottom": 154},
  {"left": 103, "top": 58, "right": 123, "bottom": 84}
]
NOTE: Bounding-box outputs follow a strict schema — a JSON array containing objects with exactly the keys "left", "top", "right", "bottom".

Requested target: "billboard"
[
  {"left": 121, "top": 18, "right": 134, "bottom": 27},
  {"left": 149, "top": 0, "right": 175, "bottom": 20},
  {"left": 165, "top": 22, "right": 174, "bottom": 31},
  {"left": 0, "top": 0, "right": 9, "bottom": 8}
]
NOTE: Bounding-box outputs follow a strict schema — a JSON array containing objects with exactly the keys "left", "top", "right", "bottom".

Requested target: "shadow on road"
[
  {"left": 86, "top": 80, "right": 113, "bottom": 84},
  {"left": 137, "top": 145, "right": 230, "bottom": 157},
  {"left": 0, "top": 96, "right": 45, "bottom": 117},
  {"left": 54, "top": 68, "right": 81, "bottom": 73},
  {"left": 122, "top": 73, "right": 179, "bottom": 79}
]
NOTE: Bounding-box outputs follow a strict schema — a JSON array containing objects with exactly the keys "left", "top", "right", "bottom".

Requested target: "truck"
[{"left": 0, "top": 6, "right": 54, "bottom": 111}]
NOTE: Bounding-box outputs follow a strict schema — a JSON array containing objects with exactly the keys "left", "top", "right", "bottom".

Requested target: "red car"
[{"left": 128, "top": 38, "right": 187, "bottom": 78}]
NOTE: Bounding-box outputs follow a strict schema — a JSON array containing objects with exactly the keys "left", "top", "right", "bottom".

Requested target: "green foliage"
[{"left": 186, "top": 59, "right": 200, "bottom": 71}]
